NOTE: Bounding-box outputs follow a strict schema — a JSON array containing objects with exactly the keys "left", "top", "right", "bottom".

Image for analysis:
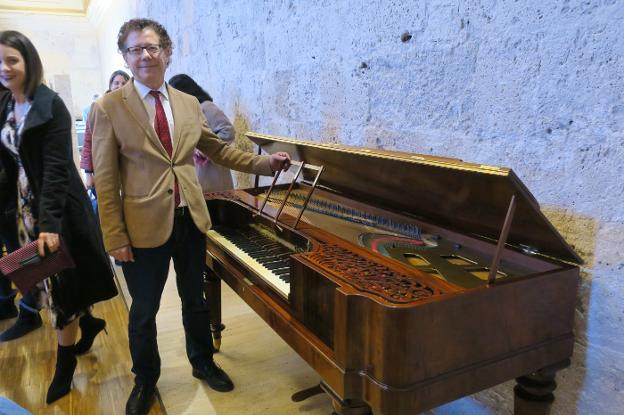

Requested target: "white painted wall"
[
  {"left": 0, "top": 11, "right": 104, "bottom": 118},
  {"left": 88, "top": 0, "right": 137, "bottom": 90},
  {"left": 132, "top": 1, "right": 624, "bottom": 414}
]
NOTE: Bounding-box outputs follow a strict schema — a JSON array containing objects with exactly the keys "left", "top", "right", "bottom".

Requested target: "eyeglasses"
[{"left": 125, "top": 44, "right": 162, "bottom": 56}]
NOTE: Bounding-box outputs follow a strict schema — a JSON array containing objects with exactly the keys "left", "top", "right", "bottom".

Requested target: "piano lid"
[{"left": 247, "top": 132, "right": 582, "bottom": 264}]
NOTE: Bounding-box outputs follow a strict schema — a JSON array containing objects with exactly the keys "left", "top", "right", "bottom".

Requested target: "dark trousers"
[{"left": 121, "top": 209, "right": 213, "bottom": 387}]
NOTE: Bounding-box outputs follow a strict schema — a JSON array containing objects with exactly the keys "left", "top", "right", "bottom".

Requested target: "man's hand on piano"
[
  {"left": 109, "top": 245, "right": 134, "bottom": 262},
  {"left": 269, "top": 152, "right": 291, "bottom": 172}
]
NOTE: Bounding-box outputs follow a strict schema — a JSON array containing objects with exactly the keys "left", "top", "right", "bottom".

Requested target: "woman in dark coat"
[{"left": 0, "top": 30, "right": 117, "bottom": 404}]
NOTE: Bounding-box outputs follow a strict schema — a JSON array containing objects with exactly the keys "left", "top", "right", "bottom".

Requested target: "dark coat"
[{"left": 0, "top": 85, "right": 117, "bottom": 316}]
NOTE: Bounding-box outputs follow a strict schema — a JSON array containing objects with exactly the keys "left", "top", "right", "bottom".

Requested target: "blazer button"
[{"left": 167, "top": 189, "right": 173, "bottom": 194}]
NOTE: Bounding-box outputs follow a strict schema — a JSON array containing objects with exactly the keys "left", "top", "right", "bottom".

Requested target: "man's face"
[{"left": 123, "top": 28, "right": 170, "bottom": 89}]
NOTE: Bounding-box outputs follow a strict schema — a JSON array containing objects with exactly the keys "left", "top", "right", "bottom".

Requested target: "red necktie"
[{"left": 149, "top": 90, "right": 180, "bottom": 206}]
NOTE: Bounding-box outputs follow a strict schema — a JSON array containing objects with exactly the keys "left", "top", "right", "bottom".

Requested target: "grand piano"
[{"left": 203, "top": 133, "right": 580, "bottom": 415}]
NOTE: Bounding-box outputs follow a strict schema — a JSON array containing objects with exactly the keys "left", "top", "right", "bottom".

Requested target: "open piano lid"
[{"left": 248, "top": 132, "right": 582, "bottom": 264}]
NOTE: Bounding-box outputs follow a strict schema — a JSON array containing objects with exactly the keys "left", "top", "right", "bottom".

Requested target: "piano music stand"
[{"left": 256, "top": 160, "right": 324, "bottom": 230}]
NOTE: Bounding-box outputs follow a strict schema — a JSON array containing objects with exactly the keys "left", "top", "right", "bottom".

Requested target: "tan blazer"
[{"left": 90, "top": 81, "right": 272, "bottom": 251}]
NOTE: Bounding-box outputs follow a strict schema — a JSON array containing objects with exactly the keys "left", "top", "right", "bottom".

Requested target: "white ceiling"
[{"left": 0, "top": 0, "right": 90, "bottom": 15}]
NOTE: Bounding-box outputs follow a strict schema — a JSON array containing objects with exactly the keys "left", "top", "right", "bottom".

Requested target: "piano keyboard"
[{"left": 206, "top": 225, "right": 296, "bottom": 298}]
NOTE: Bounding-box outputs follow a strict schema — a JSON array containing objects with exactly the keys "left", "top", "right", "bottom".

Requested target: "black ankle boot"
[
  {"left": 0, "top": 305, "right": 42, "bottom": 341},
  {"left": 0, "top": 292, "right": 18, "bottom": 320},
  {"left": 74, "top": 313, "right": 107, "bottom": 355},
  {"left": 46, "top": 344, "right": 77, "bottom": 404}
]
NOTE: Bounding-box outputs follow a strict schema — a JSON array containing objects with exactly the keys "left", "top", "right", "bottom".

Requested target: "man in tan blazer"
[{"left": 90, "top": 18, "right": 290, "bottom": 415}]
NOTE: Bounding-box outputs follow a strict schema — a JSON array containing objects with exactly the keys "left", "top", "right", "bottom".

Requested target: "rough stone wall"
[{"left": 132, "top": 1, "right": 623, "bottom": 413}]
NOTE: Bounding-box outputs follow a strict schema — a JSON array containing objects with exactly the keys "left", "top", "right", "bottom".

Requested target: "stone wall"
[{"left": 131, "top": 1, "right": 623, "bottom": 413}]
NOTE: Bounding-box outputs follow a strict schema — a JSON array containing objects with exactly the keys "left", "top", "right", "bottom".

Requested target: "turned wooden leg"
[
  {"left": 330, "top": 399, "right": 373, "bottom": 415},
  {"left": 203, "top": 267, "right": 224, "bottom": 351},
  {"left": 514, "top": 360, "right": 569, "bottom": 415},
  {"left": 316, "top": 382, "right": 373, "bottom": 415}
]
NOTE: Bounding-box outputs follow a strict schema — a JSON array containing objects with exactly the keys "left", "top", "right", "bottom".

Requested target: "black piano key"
[
  {"left": 258, "top": 258, "right": 287, "bottom": 266},
  {"left": 264, "top": 262, "right": 289, "bottom": 270}
]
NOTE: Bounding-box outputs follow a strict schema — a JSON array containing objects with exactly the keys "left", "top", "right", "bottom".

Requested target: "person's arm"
[
  {"left": 90, "top": 100, "right": 131, "bottom": 254},
  {"left": 36, "top": 97, "right": 74, "bottom": 255},
  {"left": 195, "top": 103, "right": 273, "bottom": 175},
  {"left": 202, "top": 102, "right": 235, "bottom": 143},
  {"left": 38, "top": 97, "right": 72, "bottom": 235},
  {"left": 80, "top": 120, "right": 94, "bottom": 187}
]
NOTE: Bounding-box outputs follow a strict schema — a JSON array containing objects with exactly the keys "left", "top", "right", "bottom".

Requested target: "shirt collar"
[{"left": 133, "top": 79, "right": 169, "bottom": 101}]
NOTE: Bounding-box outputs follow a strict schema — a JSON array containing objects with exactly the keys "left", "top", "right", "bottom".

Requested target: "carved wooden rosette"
[
  {"left": 302, "top": 243, "right": 445, "bottom": 303},
  {"left": 203, "top": 190, "right": 241, "bottom": 201}
]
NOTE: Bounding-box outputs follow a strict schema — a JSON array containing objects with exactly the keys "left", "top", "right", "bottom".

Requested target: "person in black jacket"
[{"left": 0, "top": 30, "right": 118, "bottom": 404}]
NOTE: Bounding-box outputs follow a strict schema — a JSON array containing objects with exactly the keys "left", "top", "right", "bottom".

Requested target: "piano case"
[{"left": 203, "top": 132, "right": 581, "bottom": 415}]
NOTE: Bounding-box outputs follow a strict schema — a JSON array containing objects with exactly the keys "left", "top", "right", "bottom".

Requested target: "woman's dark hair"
[
  {"left": 0, "top": 30, "right": 43, "bottom": 99},
  {"left": 168, "top": 74, "right": 212, "bottom": 103},
  {"left": 117, "top": 18, "right": 173, "bottom": 53},
  {"left": 108, "top": 70, "right": 130, "bottom": 89}
]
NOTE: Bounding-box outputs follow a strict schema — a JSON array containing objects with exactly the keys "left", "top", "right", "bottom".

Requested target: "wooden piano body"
[{"left": 204, "top": 133, "right": 580, "bottom": 415}]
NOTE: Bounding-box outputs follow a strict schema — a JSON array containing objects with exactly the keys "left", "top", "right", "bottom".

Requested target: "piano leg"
[
  {"left": 318, "top": 382, "right": 373, "bottom": 415},
  {"left": 513, "top": 360, "right": 569, "bottom": 415},
  {"left": 203, "top": 267, "right": 224, "bottom": 351},
  {"left": 331, "top": 399, "right": 372, "bottom": 415}
]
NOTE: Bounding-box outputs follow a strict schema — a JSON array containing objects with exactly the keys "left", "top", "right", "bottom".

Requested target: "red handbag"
[{"left": 0, "top": 238, "right": 75, "bottom": 294}]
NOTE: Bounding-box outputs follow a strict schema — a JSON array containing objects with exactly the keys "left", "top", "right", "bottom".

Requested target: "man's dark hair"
[
  {"left": 0, "top": 30, "right": 43, "bottom": 99},
  {"left": 108, "top": 70, "right": 130, "bottom": 89},
  {"left": 169, "top": 74, "right": 213, "bottom": 103},
  {"left": 117, "top": 18, "right": 173, "bottom": 53}
]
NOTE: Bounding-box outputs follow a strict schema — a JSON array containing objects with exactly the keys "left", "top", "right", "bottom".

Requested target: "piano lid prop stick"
[
  {"left": 294, "top": 165, "right": 325, "bottom": 230},
  {"left": 254, "top": 141, "right": 262, "bottom": 189},
  {"left": 487, "top": 195, "right": 517, "bottom": 285},
  {"left": 256, "top": 169, "right": 282, "bottom": 217},
  {"left": 274, "top": 160, "right": 305, "bottom": 227}
]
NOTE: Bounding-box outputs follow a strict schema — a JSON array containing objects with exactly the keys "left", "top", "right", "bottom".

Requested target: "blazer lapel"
[
  {"left": 167, "top": 85, "right": 184, "bottom": 161},
  {"left": 121, "top": 81, "right": 169, "bottom": 158}
]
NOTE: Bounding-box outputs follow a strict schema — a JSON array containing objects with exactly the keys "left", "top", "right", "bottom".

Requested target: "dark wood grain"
[{"left": 204, "top": 176, "right": 578, "bottom": 415}]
